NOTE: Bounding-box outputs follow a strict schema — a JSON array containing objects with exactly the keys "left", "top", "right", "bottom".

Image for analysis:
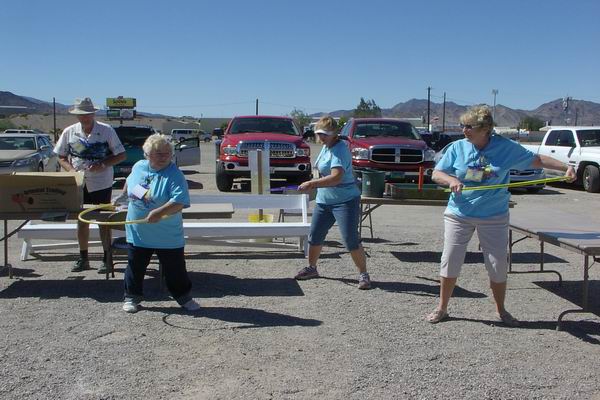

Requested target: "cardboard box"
[{"left": 0, "top": 172, "right": 84, "bottom": 213}]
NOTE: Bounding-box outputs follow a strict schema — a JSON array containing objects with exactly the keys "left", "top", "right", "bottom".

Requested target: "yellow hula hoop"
[
  {"left": 444, "top": 176, "right": 569, "bottom": 192},
  {"left": 78, "top": 203, "right": 171, "bottom": 226}
]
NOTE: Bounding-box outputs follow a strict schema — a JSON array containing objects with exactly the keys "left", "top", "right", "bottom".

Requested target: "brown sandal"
[{"left": 426, "top": 309, "right": 449, "bottom": 324}]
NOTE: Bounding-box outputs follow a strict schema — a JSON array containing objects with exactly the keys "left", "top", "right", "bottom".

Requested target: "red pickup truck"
[
  {"left": 341, "top": 118, "right": 436, "bottom": 181},
  {"left": 215, "top": 115, "right": 312, "bottom": 191}
]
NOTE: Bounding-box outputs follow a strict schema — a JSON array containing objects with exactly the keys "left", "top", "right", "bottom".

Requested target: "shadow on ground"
[
  {"left": 444, "top": 315, "right": 600, "bottom": 345},
  {"left": 391, "top": 250, "right": 567, "bottom": 264},
  {"left": 150, "top": 306, "right": 322, "bottom": 331},
  {"left": 0, "top": 271, "right": 305, "bottom": 301},
  {"left": 435, "top": 279, "right": 600, "bottom": 344},
  {"left": 321, "top": 274, "right": 486, "bottom": 299}
]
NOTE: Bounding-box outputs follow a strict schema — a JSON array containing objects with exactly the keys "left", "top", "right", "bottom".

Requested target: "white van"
[
  {"left": 170, "top": 128, "right": 211, "bottom": 142},
  {"left": 170, "top": 129, "right": 198, "bottom": 142}
]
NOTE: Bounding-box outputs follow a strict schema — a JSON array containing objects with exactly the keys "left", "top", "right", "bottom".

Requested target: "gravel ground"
[{"left": 1, "top": 142, "right": 600, "bottom": 400}]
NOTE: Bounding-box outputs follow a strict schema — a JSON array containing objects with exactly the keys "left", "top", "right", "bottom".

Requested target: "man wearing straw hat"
[{"left": 54, "top": 97, "right": 126, "bottom": 273}]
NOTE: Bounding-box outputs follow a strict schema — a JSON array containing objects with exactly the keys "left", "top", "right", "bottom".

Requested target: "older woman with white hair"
[
  {"left": 117, "top": 133, "right": 200, "bottom": 313},
  {"left": 427, "top": 105, "right": 576, "bottom": 326}
]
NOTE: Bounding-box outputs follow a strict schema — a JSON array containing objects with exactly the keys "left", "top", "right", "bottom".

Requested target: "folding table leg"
[{"left": 557, "top": 255, "right": 593, "bottom": 331}]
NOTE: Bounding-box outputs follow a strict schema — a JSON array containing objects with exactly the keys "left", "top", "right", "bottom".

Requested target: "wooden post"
[{"left": 257, "top": 149, "right": 264, "bottom": 221}]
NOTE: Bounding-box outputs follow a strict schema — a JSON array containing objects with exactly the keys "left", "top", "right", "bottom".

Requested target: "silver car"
[{"left": 0, "top": 133, "right": 60, "bottom": 174}]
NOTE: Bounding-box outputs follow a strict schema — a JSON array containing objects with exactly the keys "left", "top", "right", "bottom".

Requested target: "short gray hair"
[
  {"left": 143, "top": 133, "right": 174, "bottom": 155},
  {"left": 460, "top": 105, "right": 494, "bottom": 134}
]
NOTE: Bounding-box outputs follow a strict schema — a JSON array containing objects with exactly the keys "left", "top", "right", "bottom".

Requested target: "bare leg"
[
  {"left": 308, "top": 244, "right": 322, "bottom": 267},
  {"left": 489, "top": 280, "right": 507, "bottom": 314},
  {"left": 437, "top": 276, "right": 457, "bottom": 312},
  {"left": 349, "top": 245, "right": 367, "bottom": 274},
  {"left": 77, "top": 220, "right": 90, "bottom": 251}
]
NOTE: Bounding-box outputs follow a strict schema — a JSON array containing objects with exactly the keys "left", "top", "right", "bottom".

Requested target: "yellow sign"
[{"left": 106, "top": 97, "right": 136, "bottom": 108}]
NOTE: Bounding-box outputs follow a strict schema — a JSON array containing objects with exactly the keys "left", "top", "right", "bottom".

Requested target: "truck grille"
[
  {"left": 510, "top": 169, "right": 536, "bottom": 176},
  {"left": 370, "top": 147, "right": 423, "bottom": 164},
  {"left": 238, "top": 142, "right": 296, "bottom": 158}
]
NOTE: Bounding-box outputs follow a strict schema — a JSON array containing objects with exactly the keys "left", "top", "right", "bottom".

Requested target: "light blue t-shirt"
[
  {"left": 435, "top": 135, "right": 535, "bottom": 218},
  {"left": 315, "top": 140, "right": 361, "bottom": 205},
  {"left": 125, "top": 160, "right": 190, "bottom": 248}
]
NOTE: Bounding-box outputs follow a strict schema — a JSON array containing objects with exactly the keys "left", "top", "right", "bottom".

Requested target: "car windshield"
[
  {"left": 229, "top": 118, "right": 299, "bottom": 135},
  {"left": 0, "top": 136, "right": 37, "bottom": 150},
  {"left": 114, "top": 127, "right": 154, "bottom": 147},
  {"left": 576, "top": 130, "right": 600, "bottom": 147},
  {"left": 353, "top": 122, "right": 420, "bottom": 139}
]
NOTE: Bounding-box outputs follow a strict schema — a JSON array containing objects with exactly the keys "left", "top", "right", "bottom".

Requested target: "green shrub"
[{"left": 0, "top": 120, "right": 16, "bottom": 130}]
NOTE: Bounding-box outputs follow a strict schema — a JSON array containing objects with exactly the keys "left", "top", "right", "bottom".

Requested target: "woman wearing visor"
[{"left": 294, "top": 116, "right": 371, "bottom": 290}]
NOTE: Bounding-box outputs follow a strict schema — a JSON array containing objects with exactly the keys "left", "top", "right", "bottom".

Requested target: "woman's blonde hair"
[
  {"left": 315, "top": 116, "right": 338, "bottom": 133},
  {"left": 460, "top": 105, "right": 494, "bottom": 134},
  {"left": 143, "top": 133, "right": 174, "bottom": 155}
]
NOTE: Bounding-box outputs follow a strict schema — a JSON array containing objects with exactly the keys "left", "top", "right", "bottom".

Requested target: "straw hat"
[{"left": 69, "top": 97, "right": 98, "bottom": 115}]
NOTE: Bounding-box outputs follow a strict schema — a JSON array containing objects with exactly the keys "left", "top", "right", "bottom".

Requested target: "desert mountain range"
[{"left": 1, "top": 90, "right": 599, "bottom": 128}]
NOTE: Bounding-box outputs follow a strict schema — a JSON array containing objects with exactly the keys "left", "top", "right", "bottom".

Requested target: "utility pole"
[
  {"left": 442, "top": 92, "right": 446, "bottom": 132},
  {"left": 427, "top": 87, "right": 431, "bottom": 132},
  {"left": 256, "top": 99, "right": 259, "bottom": 116},
  {"left": 563, "top": 96, "right": 571, "bottom": 125},
  {"left": 492, "top": 89, "right": 498, "bottom": 123},
  {"left": 53, "top": 97, "right": 57, "bottom": 142}
]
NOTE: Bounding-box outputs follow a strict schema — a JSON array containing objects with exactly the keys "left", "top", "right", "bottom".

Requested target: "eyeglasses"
[
  {"left": 460, "top": 123, "right": 480, "bottom": 130},
  {"left": 146, "top": 151, "right": 172, "bottom": 158}
]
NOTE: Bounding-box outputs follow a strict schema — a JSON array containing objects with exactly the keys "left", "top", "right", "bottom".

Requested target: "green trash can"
[{"left": 361, "top": 170, "right": 386, "bottom": 198}]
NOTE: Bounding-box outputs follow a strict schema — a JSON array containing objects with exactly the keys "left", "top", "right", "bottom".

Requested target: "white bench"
[{"left": 18, "top": 194, "right": 311, "bottom": 260}]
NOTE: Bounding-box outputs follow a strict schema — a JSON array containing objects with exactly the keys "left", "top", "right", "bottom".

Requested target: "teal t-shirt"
[
  {"left": 125, "top": 160, "right": 190, "bottom": 248},
  {"left": 315, "top": 140, "right": 360, "bottom": 205},
  {"left": 435, "top": 135, "right": 535, "bottom": 218}
]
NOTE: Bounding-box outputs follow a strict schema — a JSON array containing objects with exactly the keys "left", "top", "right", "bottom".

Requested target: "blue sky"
[{"left": 2, "top": 0, "right": 599, "bottom": 117}]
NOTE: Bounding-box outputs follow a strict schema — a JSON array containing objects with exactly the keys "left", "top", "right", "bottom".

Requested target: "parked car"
[
  {"left": 0, "top": 132, "right": 60, "bottom": 174},
  {"left": 521, "top": 126, "right": 600, "bottom": 192},
  {"left": 434, "top": 141, "right": 546, "bottom": 193},
  {"left": 340, "top": 118, "right": 436, "bottom": 182},
  {"left": 2, "top": 129, "right": 47, "bottom": 134},
  {"left": 215, "top": 115, "right": 312, "bottom": 191},
  {"left": 113, "top": 125, "right": 201, "bottom": 178},
  {"left": 421, "top": 131, "right": 465, "bottom": 152},
  {"left": 212, "top": 128, "right": 224, "bottom": 139}
]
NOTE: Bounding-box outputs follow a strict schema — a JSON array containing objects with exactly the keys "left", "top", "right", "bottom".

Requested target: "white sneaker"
[
  {"left": 122, "top": 299, "right": 139, "bottom": 313},
  {"left": 182, "top": 299, "right": 201, "bottom": 311}
]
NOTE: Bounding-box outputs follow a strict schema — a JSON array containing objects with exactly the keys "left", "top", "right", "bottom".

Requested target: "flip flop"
[
  {"left": 426, "top": 309, "right": 449, "bottom": 324},
  {"left": 497, "top": 310, "right": 520, "bottom": 327}
]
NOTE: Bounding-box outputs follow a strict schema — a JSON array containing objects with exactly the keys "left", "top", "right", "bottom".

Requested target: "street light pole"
[
  {"left": 492, "top": 89, "right": 498, "bottom": 124},
  {"left": 427, "top": 86, "right": 431, "bottom": 131}
]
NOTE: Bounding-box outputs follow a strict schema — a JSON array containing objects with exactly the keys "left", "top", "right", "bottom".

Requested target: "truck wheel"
[
  {"left": 583, "top": 165, "right": 600, "bottom": 193},
  {"left": 216, "top": 162, "right": 233, "bottom": 192}
]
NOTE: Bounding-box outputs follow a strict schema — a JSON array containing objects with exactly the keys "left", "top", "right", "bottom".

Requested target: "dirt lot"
[{"left": 1, "top": 142, "right": 600, "bottom": 399}]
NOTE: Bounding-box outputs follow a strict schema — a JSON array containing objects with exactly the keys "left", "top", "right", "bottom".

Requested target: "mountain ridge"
[{"left": 2, "top": 91, "right": 599, "bottom": 127}]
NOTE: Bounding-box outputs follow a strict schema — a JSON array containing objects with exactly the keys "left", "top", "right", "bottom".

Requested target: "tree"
[
  {"left": 353, "top": 97, "right": 382, "bottom": 118},
  {"left": 289, "top": 108, "right": 312, "bottom": 131},
  {"left": 0, "top": 119, "right": 15, "bottom": 131},
  {"left": 337, "top": 116, "right": 348, "bottom": 131},
  {"left": 518, "top": 116, "right": 545, "bottom": 131}
]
